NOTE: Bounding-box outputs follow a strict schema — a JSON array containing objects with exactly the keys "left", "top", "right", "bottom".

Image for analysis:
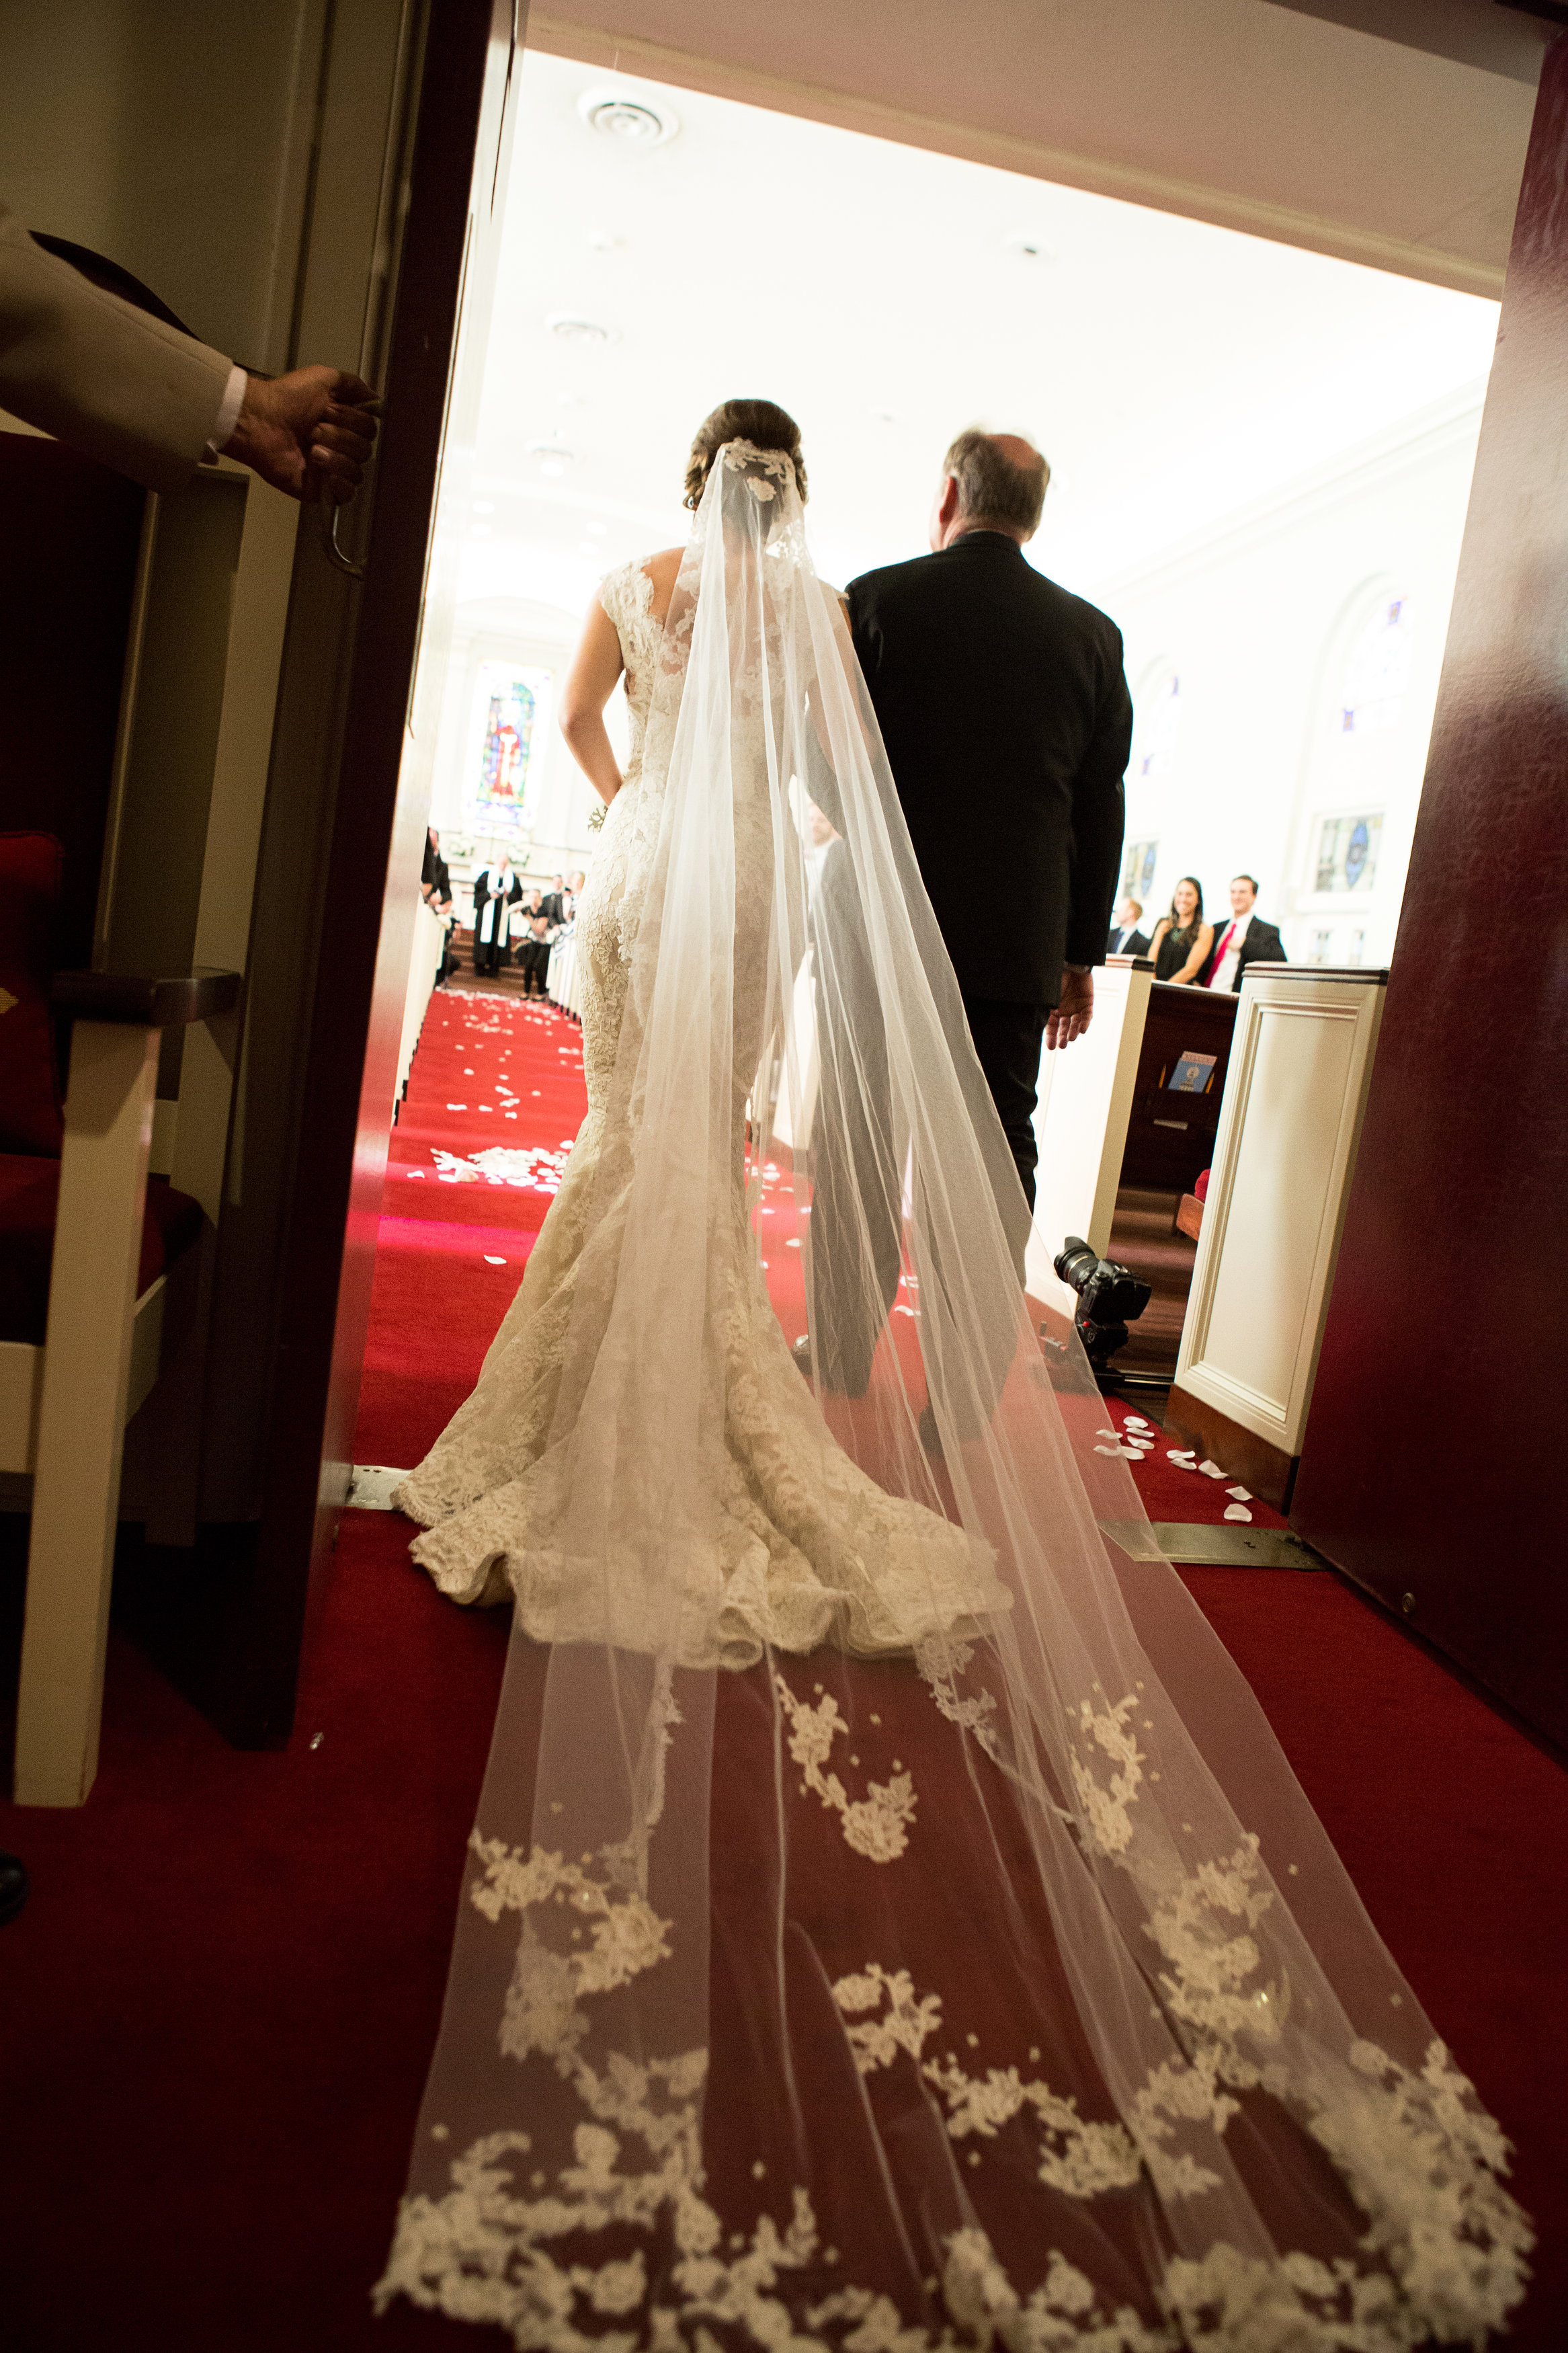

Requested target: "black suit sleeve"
[{"left": 1063, "top": 627, "right": 1132, "bottom": 969}]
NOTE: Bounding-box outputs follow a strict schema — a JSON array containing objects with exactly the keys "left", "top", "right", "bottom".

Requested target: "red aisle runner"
[
  {"left": 356, "top": 992, "right": 589, "bottom": 1469},
  {"left": 0, "top": 984, "right": 1561, "bottom": 2348}
]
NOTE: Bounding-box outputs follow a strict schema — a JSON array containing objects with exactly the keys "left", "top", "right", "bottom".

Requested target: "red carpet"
[{"left": 1, "top": 985, "right": 1564, "bottom": 2347}]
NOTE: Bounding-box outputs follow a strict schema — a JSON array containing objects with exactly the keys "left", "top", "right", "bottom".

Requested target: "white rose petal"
[
  {"left": 1226, "top": 1486, "right": 1253, "bottom": 1501},
  {"left": 1224, "top": 1504, "right": 1253, "bottom": 1523}
]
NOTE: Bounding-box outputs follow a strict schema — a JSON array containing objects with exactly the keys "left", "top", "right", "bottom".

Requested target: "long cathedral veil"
[{"left": 379, "top": 444, "right": 1528, "bottom": 2346}]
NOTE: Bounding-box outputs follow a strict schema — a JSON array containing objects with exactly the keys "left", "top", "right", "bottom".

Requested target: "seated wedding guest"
[
  {"left": 471, "top": 852, "right": 522, "bottom": 975},
  {"left": 421, "top": 828, "right": 456, "bottom": 984},
  {"left": 420, "top": 824, "right": 447, "bottom": 906},
  {"left": 0, "top": 197, "right": 378, "bottom": 500},
  {"left": 519, "top": 914, "right": 553, "bottom": 998},
  {"left": 1107, "top": 895, "right": 1150, "bottom": 956},
  {"left": 1202, "top": 872, "right": 1287, "bottom": 990},
  {"left": 1149, "top": 876, "right": 1214, "bottom": 984}
]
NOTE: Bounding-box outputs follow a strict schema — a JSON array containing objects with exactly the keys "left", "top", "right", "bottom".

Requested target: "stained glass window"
[
  {"left": 1121, "top": 839, "right": 1159, "bottom": 900},
  {"left": 1314, "top": 813, "right": 1382, "bottom": 894},
  {"left": 1339, "top": 597, "right": 1413, "bottom": 737},
  {"left": 467, "top": 662, "right": 552, "bottom": 839}
]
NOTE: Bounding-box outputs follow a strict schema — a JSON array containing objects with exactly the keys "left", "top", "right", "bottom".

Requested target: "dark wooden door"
[
  {"left": 219, "top": 0, "right": 522, "bottom": 1742},
  {"left": 1291, "top": 33, "right": 1568, "bottom": 1750}
]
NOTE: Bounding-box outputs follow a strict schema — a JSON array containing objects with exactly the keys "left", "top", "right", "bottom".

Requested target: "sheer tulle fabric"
[{"left": 380, "top": 446, "right": 1529, "bottom": 2348}]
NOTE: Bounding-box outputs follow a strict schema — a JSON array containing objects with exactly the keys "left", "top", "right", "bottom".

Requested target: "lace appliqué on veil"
[{"left": 775, "top": 1675, "right": 917, "bottom": 1861}]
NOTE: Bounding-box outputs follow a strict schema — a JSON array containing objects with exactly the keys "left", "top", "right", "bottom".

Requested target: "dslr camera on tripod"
[{"left": 1053, "top": 1236, "right": 1153, "bottom": 1388}]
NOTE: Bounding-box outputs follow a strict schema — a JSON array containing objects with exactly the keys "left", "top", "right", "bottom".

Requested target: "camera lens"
[{"left": 1053, "top": 1236, "right": 1100, "bottom": 1292}]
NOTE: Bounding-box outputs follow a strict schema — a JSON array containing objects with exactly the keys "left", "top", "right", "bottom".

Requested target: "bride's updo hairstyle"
[{"left": 684, "top": 399, "right": 807, "bottom": 509}]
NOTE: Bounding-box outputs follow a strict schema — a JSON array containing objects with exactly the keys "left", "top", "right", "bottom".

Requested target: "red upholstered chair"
[{"left": 0, "top": 831, "right": 237, "bottom": 1804}]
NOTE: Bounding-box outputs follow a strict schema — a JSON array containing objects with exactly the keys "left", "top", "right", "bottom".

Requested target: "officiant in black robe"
[{"left": 471, "top": 856, "right": 522, "bottom": 976}]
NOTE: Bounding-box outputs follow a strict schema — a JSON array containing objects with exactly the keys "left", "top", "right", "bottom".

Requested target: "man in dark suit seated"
[
  {"left": 845, "top": 428, "right": 1132, "bottom": 1228},
  {"left": 1107, "top": 895, "right": 1151, "bottom": 958},
  {"left": 1201, "top": 874, "right": 1287, "bottom": 991}
]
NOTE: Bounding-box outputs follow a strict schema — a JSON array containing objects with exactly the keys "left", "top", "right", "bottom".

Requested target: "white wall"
[{"left": 1081, "top": 381, "right": 1484, "bottom": 968}]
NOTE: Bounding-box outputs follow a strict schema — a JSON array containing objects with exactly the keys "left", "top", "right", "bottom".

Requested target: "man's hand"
[
  {"left": 223, "top": 366, "right": 379, "bottom": 502},
  {"left": 1045, "top": 967, "right": 1094, "bottom": 1051}
]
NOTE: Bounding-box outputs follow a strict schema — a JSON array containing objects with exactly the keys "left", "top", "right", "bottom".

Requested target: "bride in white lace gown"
[
  {"left": 382, "top": 403, "right": 1530, "bottom": 2350},
  {"left": 395, "top": 437, "right": 1005, "bottom": 1665}
]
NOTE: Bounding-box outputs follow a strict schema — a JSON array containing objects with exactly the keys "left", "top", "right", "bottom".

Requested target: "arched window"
[
  {"left": 1130, "top": 660, "right": 1182, "bottom": 785},
  {"left": 466, "top": 660, "right": 552, "bottom": 839},
  {"left": 1338, "top": 595, "right": 1414, "bottom": 738}
]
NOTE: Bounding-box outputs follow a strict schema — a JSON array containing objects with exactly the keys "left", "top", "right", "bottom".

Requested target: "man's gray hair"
[{"left": 943, "top": 428, "right": 1050, "bottom": 538}]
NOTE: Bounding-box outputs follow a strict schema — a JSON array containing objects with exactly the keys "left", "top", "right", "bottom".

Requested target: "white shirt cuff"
[
  {"left": 1063, "top": 962, "right": 1090, "bottom": 974},
  {"left": 204, "top": 364, "right": 247, "bottom": 460}
]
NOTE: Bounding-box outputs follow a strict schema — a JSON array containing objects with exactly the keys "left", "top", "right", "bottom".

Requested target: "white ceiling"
[
  {"left": 528, "top": 0, "right": 1543, "bottom": 292},
  {"left": 457, "top": 48, "right": 1499, "bottom": 627}
]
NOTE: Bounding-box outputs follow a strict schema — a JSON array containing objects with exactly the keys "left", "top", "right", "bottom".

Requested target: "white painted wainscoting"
[
  {"left": 1173, "top": 967, "right": 1387, "bottom": 1488},
  {"left": 1025, "top": 958, "right": 1153, "bottom": 1295},
  {"left": 396, "top": 898, "right": 450, "bottom": 1106}
]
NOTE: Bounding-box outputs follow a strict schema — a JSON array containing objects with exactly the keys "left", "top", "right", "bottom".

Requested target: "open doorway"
[{"left": 380, "top": 41, "right": 1499, "bottom": 1401}]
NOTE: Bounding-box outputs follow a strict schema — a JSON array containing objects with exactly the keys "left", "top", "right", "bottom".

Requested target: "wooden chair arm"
[{"left": 51, "top": 968, "right": 241, "bottom": 1027}]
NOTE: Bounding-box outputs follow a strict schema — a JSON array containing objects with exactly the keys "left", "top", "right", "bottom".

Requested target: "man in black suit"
[
  {"left": 845, "top": 428, "right": 1131, "bottom": 1216},
  {"left": 1108, "top": 895, "right": 1151, "bottom": 958},
  {"left": 1201, "top": 874, "right": 1286, "bottom": 992}
]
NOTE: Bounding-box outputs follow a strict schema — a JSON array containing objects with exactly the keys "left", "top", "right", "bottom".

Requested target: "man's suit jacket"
[
  {"left": 0, "top": 200, "right": 232, "bottom": 493},
  {"left": 1108, "top": 924, "right": 1151, "bottom": 959},
  {"left": 847, "top": 532, "right": 1131, "bottom": 1004},
  {"left": 1202, "top": 914, "right": 1286, "bottom": 990}
]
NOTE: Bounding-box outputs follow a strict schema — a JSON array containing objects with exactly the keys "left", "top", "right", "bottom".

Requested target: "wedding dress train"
[{"left": 381, "top": 443, "right": 1530, "bottom": 2350}]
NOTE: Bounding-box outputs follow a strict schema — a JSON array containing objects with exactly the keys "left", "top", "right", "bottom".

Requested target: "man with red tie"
[{"left": 1203, "top": 873, "right": 1286, "bottom": 990}]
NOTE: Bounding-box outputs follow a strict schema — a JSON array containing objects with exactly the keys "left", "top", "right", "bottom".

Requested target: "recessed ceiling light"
[
  {"left": 577, "top": 88, "right": 679, "bottom": 147},
  {"left": 1004, "top": 232, "right": 1055, "bottom": 262},
  {"left": 546, "top": 313, "right": 618, "bottom": 346}
]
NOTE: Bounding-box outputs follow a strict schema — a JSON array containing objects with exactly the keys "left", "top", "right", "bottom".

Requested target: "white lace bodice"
[{"left": 598, "top": 559, "right": 665, "bottom": 787}]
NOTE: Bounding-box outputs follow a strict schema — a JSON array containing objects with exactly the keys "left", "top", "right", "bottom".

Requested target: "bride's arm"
[{"left": 559, "top": 597, "right": 626, "bottom": 807}]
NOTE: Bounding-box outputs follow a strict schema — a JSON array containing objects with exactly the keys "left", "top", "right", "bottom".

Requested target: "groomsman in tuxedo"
[
  {"left": 1202, "top": 875, "right": 1286, "bottom": 991},
  {"left": 1108, "top": 896, "right": 1151, "bottom": 957},
  {"left": 846, "top": 428, "right": 1131, "bottom": 1218}
]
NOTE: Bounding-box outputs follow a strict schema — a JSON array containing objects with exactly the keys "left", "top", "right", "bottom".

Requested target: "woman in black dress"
[{"left": 1150, "top": 873, "right": 1214, "bottom": 984}]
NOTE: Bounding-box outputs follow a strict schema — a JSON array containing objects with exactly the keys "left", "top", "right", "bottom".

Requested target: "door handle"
[{"left": 319, "top": 498, "right": 368, "bottom": 581}]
